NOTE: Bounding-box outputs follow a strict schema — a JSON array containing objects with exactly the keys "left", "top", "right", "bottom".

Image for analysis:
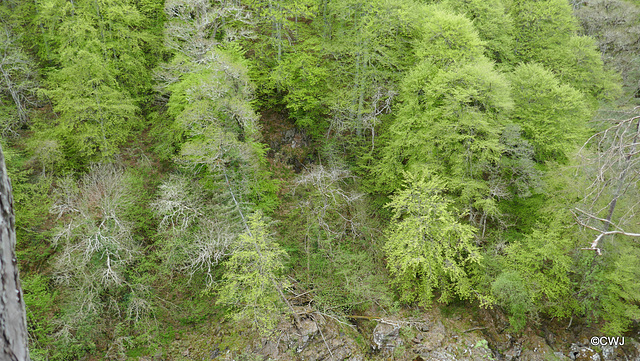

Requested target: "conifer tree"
[{"left": 384, "top": 174, "right": 483, "bottom": 304}]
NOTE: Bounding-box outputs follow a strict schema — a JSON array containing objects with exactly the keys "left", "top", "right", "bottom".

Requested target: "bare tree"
[
  {"left": 0, "top": 144, "right": 30, "bottom": 361},
  {"left": 574, "top": 108, "right": 640, "bottom": 254},
  {"left": 0, "top": 26, "right": 38, "bottom": 135}
]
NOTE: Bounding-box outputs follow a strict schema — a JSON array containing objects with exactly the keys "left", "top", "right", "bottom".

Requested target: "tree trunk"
[{"left": 0, "top": 144, "right": 30, "bottom": 361}]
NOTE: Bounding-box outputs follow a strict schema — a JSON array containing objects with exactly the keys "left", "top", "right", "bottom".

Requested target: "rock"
[
  {"left": 600, "top": 346, "right": 616, "bottom": 361},
  {"left": 284, "top": 129, "right": 296, "bottom": 143},
  {"left": 417, "top": 322, "right": 430, "bottom": 332},
  {"left": 425, "top": 350, "right": 457, "bottom": 361},
  {"left": 504, "top": 345, "right": 522, "bottom": 361},
  {"left": 569, "top": 344, "right": 600, "bottom": 361},
  {"left": 413, "top": 333, "right": 425, "bottom": 343},
  {"left": 554, "top": 351, "right": 570, "bottom": 360},
  {"left": 372, "top": 321, "right": 401, "bottom": 350},
  {"left": 419, "top": 321, "right": 446, "bottom": 353}
]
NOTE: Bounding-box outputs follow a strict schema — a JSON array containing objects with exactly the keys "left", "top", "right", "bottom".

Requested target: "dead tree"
[
  {"left": 0, "top": 144, "right": 30, "bottom": 361},
  {"left": 575, "top": 109, "right": 640, "bottom": 254}
]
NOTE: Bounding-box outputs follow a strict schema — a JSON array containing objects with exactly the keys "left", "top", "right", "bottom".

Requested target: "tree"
[
  {"left": 152, "top": 174, "right": 240, "bottom": 287},
  {"left": 49, "top": 164, "right": 151, "bottom": 354},
  {"left": 509, "top": 0, "right": 620, "bottom": 102},
  {"left": 376, "top": 57, "right": 512, "bottom": 225},
  {"left": 36, "top": 0, "right": 156, "bottom": 158},
  {"left": 289, "top": 165, "right": 390, "bottom": 312},
  {"left": 413, "top": 6, "right": 485, "bottom": 67},
  {"left": 384, "top": 174, "right": 483, "bottom": 305},
  {"left": 573, "top": 111, "right": 640, "bottom": 253},
  {"left": 0, "top": 26, "right": 38, "bottom": 130},
  {"left": 0, "top": 144, "right": 30, "bottom": 361},
  {"left": 510, "top": 0, "right": 578, "bottom": 64},
  {"left": 509, "top": 63, "right": 590, "bottom": 162},
  {"left": 318, "top": 0, "right": 419, "bottom": 138},
  {"left": 216, "top": 211, "right": 290, "bottom": 333},
  {"left": 163, "top": 0, "right": 254, "bottom": 61},
  {"left": 574, "top": 0, "right": 640, "bottom": 100},
  {"left": 494, "top": 227, "right": 577, "bottom": 330},
  {"left": 440, "top": 0, "right": 515, "bottom": 65}
]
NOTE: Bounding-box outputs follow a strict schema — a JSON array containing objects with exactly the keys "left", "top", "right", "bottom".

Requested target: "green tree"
[
  {"left": 216, "top": 211, "right": 290, "bottom": 333},
  {"left": 384, "top": 174, "right": 483, "bottom": 305},
  {"left": 510, "top": 0, "right": 578, "bottom": 64},
  {"left": 414, "top": 6, "right": 485, "bottom": 67},
  {"left": 509, "top": 0, "right": 619, "bottom": 102},
  {"left": 36, "top": 0, "right": 156, "bottom": 159},
  {"left": 439, "top": 0, "right": 515, "bottom": 65},
  {"left": 509, "top": 63, "right": 590, "bottom": 162},
  {"left": 496, "top": 227, "right": 577, "bottom": 328},
  {"left": 376, "top": 57, "right": 512, "bottom": 224}
]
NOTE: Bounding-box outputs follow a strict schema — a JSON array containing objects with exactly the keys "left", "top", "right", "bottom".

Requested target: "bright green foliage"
[
  {"left": 509, "top": 63, "right": 590, "bottom": 162},
  {"left": 216, "top": 212, "right": 289, "bottom": 333},
  {"left": 510, "top": 0, "right": 578, "bottom": 63},
  {"left": 439, "top": 0, "right": 515, "bottom": 65},
  {"left": 597, "top": 249, "right": 640, "bottom": 335},
  {"left": 540, "top": 36, "right": 621, "bottom": 103},
  {"left": 415, "top": 7, "right": 485, "bottom": 67},
  {"left": 377, "top": 57, "right": 512, "bottom": 221},
  {"left": 509, "top": 0, "right": 618, "bottom": 103},
  {"left": 46, "top": 50, "right": 139, "bottom": 157},
  {"left": 36, "top": 0, "right": 155, "bottom": 94},
  {"left": 21, "top": 274, "right": 57, "bottom": 361},
  {"left": 384, "top": 174, "right": 482, "bottom": 305}
]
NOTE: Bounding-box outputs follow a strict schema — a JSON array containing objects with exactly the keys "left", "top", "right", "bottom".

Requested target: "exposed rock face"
[
  {"left": 570, "top": 344, "right": 601, "bottom": 361},
  {"left": 209, "top": 307, "right": 640, "bottom": 361},
  {"left": 417, "top": 321, "right": 446, "bottom": 354},
  {"left": 372, "top": 321, "right": 401, "bottom": 351}
]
